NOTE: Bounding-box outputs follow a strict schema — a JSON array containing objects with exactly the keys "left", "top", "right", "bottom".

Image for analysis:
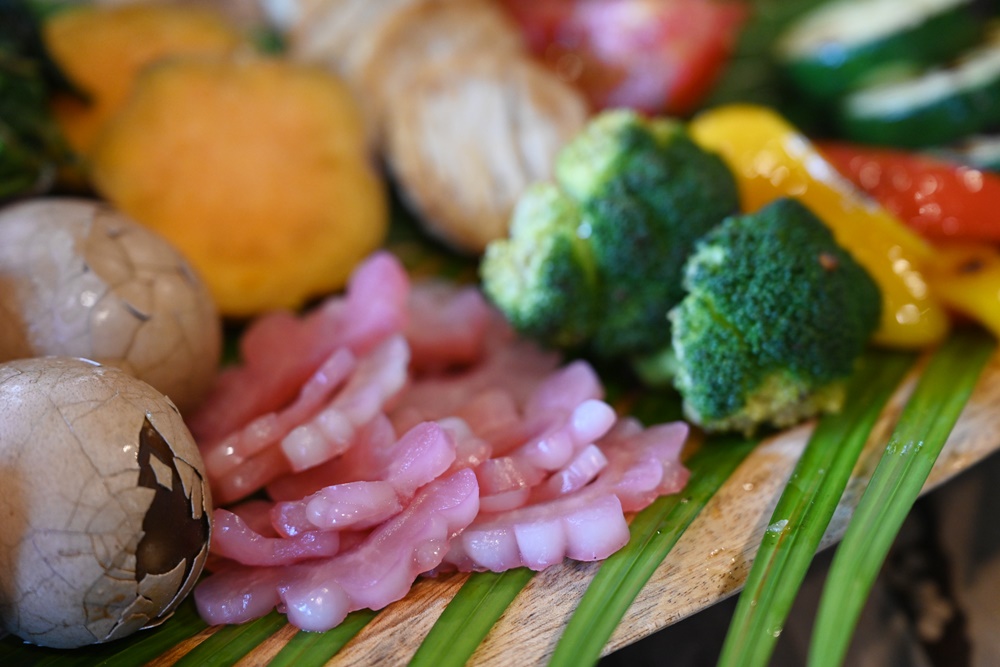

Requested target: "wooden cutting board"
[{"left": 140, "top": 349, "right": 1000, "bottom": 666}]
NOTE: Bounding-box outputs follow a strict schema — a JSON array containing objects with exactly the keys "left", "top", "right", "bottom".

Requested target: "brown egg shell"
[
  {"left": 0, "top": 197, "right": 221, "bottom": 414},
  {"left": 0, "top": 357, "right": 212, "bottom": 649}
]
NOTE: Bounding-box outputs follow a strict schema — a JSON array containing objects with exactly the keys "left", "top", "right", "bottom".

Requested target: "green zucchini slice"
[
  {"left": 838, "top": 26, "right": 1000, "bottom": 148},
  {"left": 934, "top": 134, "right": 1000, "bottom": 171},
  {"left": 776, "top": 0, "right": 981, "bottom": 99}
]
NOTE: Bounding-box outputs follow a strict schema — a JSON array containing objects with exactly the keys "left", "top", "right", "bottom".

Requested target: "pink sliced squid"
[
  {"left": 200, "top": 348, "right": 356, "bottom": 480},
  {"left": 194, "top": 468, "right": 480, "bottom": 632},
  {"left": 271, "top": 422, "right": 457, "bottom": 536},
  {"left": 210, "top": 509, "right": 342, "bottom": 567},
  {"left": 209, "top": 335, "right": 410, "bottom": 504},
  {"left": 474, "top": 398, "right": 617, "bottom": 504},
  {"left": 444, "top": 418, "right": 690, "bottom": 572},
  {"left": 280, "top": 334, "right": 410, "bottom": 472},
  {"left": 189, "top": 251, "right": 410, "bottom": 443},
  {"left": 405, "top": 281, "right": 492, "bottom": 373},
  {"left": 265, "top": 415, "right": 400, "bottom": 502},
  {"left": 191, "top": 250, "right": 694, "bottom": 635}
]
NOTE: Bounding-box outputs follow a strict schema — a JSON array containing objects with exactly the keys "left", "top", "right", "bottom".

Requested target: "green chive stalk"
[
  {"left": 717, "top": 350, "right": 916, "bottom": 667},
  {"left": 410, "top": 569, "right": 535, "bottom": 667},
  {"left": 808, "top": 327, "right": 995, "bottom": 667}
]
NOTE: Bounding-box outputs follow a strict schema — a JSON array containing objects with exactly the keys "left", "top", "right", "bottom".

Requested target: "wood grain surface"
[{"left": 145, "top": 350, "right": 1000, "bottom": 666}]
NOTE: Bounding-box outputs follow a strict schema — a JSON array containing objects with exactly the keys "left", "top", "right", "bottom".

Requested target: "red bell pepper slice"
[{"left": 820, "top": 142, "right": 1000, "bottom": 244}]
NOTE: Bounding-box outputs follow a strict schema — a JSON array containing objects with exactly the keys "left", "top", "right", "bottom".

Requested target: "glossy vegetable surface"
[
  {"left": 718, "top": 348, "right": 916, "bottom": 666},
  {"left": 821, "top": 141, "right": 1000, "bottom": 243},
  {"left": 927, "top": 243, "right": 1000, "bottom": 340},
  {"left": 689, "top": 104, "right": 950, "bottom": 349},
  {"left": 774, "top": 0, "right": 981, "bottom": 100}
]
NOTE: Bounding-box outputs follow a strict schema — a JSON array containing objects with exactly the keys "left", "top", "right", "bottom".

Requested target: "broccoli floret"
[
  {"left": 480, "top": 109, "right": 739, "bottom": 358},
  {"left": 669, "top": 197, "right": 882, "bottom": 435},
  {"left": 481, "top": 182, "right": 599, "bottom": 347}
]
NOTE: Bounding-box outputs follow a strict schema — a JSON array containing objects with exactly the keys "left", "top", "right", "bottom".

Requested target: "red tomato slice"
[{"left": 501, "top": 0, "right": 748, "bottom": 115}]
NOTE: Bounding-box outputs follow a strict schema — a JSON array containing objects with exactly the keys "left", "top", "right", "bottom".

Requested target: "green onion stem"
[
  {"left": 717, "top": 349, "right": 916, "bottom": 667},
  {"left": 171, "top": 611, "right": 288, "bottom": 667},
  {"left": 808, "top": 327, "right": 995, "bottom": 667},
  {"left": 268, "top": 610, "right": 377, "bottom": 667},
  {"left": 409, "top": 569, "right": 535, "bottom": 667}
]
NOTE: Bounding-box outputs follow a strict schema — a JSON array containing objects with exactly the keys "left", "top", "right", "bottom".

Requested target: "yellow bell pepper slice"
[
  {"left": 927, "top": 244, "right": 1000, "bottom": 339},
  {"left": 689, "top": 104, "right": 950, "bottom": 349}
]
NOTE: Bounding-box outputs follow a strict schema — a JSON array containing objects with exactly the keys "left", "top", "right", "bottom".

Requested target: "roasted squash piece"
[
  {"left": 43, "top": 2, "right": 246, "bottom": 155},
  {"left": 91, "top": 55, "right": 387, "bottom": 316}
]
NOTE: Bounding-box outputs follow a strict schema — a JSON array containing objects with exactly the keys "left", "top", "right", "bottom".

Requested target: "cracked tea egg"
[
  {"left": 0, "top": 197, "right": 221, "bottom": 414},
  {"left": 0, "top": 357, "right": 211, "bottom": 649}
]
